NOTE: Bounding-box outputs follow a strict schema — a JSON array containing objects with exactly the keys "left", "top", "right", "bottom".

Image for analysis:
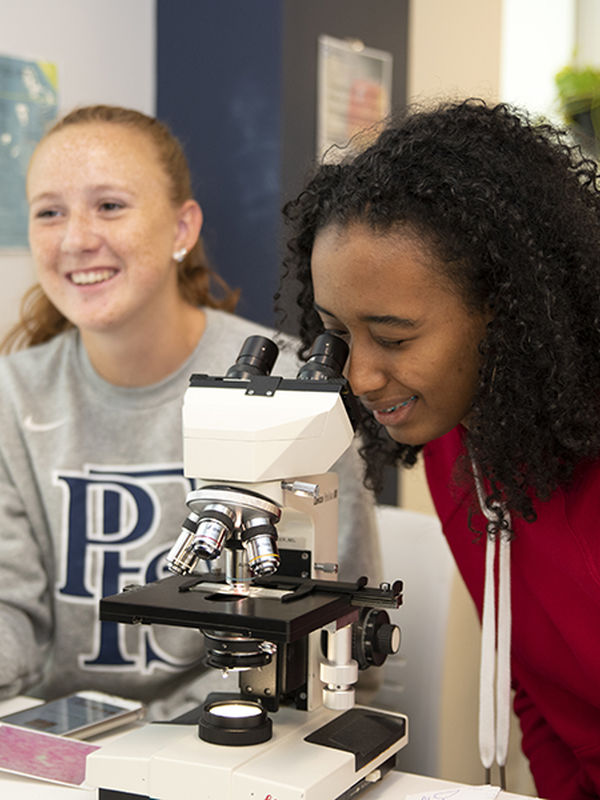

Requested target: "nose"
[
  {"left": 345, "top": 342, "right": 387, "bottom": 398},
  {"left": 60, "top": 210, "right": 101, "bottom": 254}
]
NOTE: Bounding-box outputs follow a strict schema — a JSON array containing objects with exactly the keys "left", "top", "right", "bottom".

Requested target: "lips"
[
  {"left": 379, "top": 397, "right": 417, "bottom": 413},
  {"left": 368, "top": 395, "right": 418, "bottom": 426},
  {"left": 68, "top": 268, "right": 119, "bottom": 286},
  {"left": 368, "top": 395, "right": 417, "bottom": 414}
]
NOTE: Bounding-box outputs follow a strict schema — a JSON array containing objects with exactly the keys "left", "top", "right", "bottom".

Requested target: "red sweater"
[{"left": 423, "top": 426, "right": 600, "bottom": 800}]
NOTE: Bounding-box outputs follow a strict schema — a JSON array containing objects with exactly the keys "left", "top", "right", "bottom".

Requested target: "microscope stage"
[{"left": 101, "top": 574, "right": 355, "bottom": 642}]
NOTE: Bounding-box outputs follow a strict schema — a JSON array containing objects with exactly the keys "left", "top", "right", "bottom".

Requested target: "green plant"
[{"left": 555, "top": 65, "right": 600, "bottom": 148}]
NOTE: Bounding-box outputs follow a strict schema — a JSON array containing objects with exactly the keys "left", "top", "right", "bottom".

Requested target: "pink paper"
[{"left": 0, "top": 723, "right": 101, "bottom": 786}]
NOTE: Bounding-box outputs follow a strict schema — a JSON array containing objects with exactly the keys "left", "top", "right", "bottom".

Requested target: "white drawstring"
[
  {"left": 472, "top": 459, "right": 512, "bottom": 789},
  {"left": 479, "top": 535, "right": 496, "bottom": 772}
]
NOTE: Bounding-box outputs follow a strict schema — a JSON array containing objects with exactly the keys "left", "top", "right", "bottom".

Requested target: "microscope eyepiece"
[
  {"left": 296, "top": 332, "right": 349, "bottom": 381},
  {"left": 225, "top": 335, "right": 279, "bottom": 379}
]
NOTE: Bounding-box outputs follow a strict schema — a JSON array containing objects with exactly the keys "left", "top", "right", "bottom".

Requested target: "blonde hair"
[{"left": 2, "top": 105, "right": 239, "bottom": 353}]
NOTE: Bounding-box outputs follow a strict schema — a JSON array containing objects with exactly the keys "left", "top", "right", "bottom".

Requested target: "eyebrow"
[
  {"left": 313, "top": 302, "right": 418, "bottom": 328},
  {"left": 28, "top": 191, "right": 59, "bottom": 204},
  {"left": 29, "top": 185, "right": 135, "bottom": 204}
]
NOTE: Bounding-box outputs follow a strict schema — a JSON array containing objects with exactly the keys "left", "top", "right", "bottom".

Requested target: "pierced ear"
[{"left": 174, "top": 199, "right": 203, "bottom": 255}]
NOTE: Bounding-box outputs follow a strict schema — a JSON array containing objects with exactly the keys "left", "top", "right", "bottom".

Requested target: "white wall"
[
  {"left": 0, "top": 0, "right": 156, "bottom": 340},
  {"left": 407, "top": 0, "right": 503, "bottom": 105},
  {"left": 500, "top": 0, "right": 576, "bottom": 123},
  {"left": 407, "top": 0, "right": 577, "bottom": 122},
  {"left": 576, "top": 0, "right": 600, "bottom": 66}
]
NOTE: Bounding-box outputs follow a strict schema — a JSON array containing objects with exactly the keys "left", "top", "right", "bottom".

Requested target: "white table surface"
[{"left": 0, "top": 697, "right": 532, "bottom": 799}]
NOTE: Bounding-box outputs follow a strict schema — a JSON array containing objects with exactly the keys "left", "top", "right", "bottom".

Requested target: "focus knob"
[
  {"left": 352, "top": 607, "right": 401, "bottom": 670},
  {"left": 375, "top": 621, "right": 401, "bottom": 657}
]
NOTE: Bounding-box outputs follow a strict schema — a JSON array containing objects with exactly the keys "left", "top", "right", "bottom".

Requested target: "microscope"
[{"left": 85, "top": 333, "right": 408, "bottom": 800}]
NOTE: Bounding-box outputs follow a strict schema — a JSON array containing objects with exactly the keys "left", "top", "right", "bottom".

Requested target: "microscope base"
[{"left": 86, "top": 705, "right": 408, "bottom": 800}]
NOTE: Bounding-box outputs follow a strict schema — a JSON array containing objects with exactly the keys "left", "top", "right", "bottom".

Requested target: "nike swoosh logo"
[{"left": 23, "top": 415, "right": 67, "bottom": 432}]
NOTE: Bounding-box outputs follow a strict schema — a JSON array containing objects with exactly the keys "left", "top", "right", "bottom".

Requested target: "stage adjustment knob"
[
  {"left": 375, "top": 621, "right": 401, "bottom": 656},
  {"left": 352, "top": 607, "right": 401, "bottom": 670}
]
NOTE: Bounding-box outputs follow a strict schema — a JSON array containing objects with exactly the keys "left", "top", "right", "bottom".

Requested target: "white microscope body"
[{"left": 85, "top": 334, "right": 407, "bottom": 800}]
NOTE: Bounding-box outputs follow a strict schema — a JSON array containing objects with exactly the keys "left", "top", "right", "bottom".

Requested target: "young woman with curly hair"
[{"left": 281, "top": 99, "right": 600, "bottom": 800}]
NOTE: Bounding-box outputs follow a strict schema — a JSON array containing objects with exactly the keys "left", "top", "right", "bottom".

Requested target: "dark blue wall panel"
[
  {"left": 157, "top": 0, "right": 283, "bottom": 325},
  {"left": 157, "top": 1, "right": 408, "bottom": 328}
]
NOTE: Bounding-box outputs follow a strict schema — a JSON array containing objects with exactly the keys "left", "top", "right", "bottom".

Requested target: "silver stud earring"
[{"left": 173, "top": 248, "right": 187, "bottom": 263}]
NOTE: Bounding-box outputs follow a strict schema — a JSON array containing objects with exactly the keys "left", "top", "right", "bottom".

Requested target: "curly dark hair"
[{"left": 279, "top": 99, "right": 600, "bottom": 529}]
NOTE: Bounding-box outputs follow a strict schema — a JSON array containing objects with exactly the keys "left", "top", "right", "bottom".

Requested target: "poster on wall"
[
  {"left": 317, "top": 34, "right": 392, "bottom": 163},
  {"left": 0, "top": 54, "right": 58, "bottom": 249}
]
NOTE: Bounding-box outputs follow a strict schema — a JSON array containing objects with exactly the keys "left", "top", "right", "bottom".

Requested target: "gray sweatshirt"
[{"left": 0, "top": 308, "right": 381, "bottom": 718}]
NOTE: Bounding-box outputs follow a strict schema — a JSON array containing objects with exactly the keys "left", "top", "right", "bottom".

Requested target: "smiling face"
[
  {"left": 27, "top": 122, "right": 196, "bottom": 341},
  {"left": 311, "top": 223, "right": 490, "bottom": 446}
]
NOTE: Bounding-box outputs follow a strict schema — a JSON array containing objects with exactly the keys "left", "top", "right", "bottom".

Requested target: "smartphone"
[{"left": 0, "top": 691, "right": 145, "bottom": 739}]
